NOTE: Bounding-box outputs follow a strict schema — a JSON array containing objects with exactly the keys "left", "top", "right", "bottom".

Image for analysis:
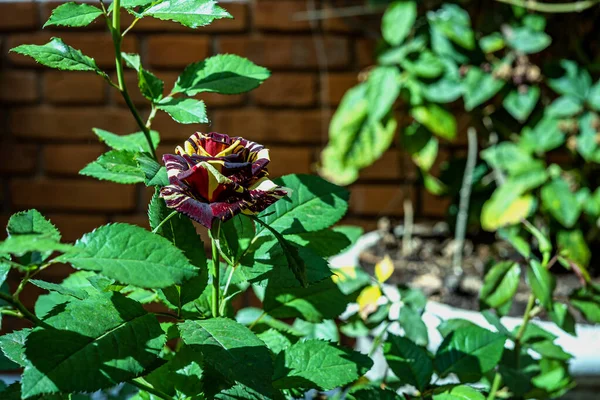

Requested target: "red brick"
[
  {"left": 211, "top": 109, "right": 330, "bottom": 144},
  {"left": 11, "top": 179, "right": 137, "bottom": 212},
  {"left": 45, "top": 214, "right": 107, "bottom": 242},
  {"left": 349, "top": 184, "right": 416, "bottom": 216},
  {"left": 268, "top": 147, "right": 313, "bottom": 177},
  {"left": 10, "top": 107, "right": 140, "bottom": 140},
  {"left": 0, "top": 144, "right": 37, "bottom": 174},
  {"left": 356, "top": 39, "right": 376, "bottom": 67},
  {"left": 254, "top": 1, "right": 311, "bottom": 31},
  {"left": 339, "top": 217, "right": 378, "bottom": 233},
  {"left": 112, "top": 215, "right": 150, "bottom": 230},
  {"left": 43, "top": 144, "right": 105, "bottom": 175},
  {"left": 203, "top": 92, "right": 246, "bottom": 108},
  {"left": 147, "top": 35, "right": 210, "bottom": 68},
  {"left": 218, "top": 36, "right": 349, "bottom": 69},
  {"left": 360, "top": 150, "right": 417, "bottom": 181},
  {"left": 0, "top": 2, "right": 37, "bottom": 31},
  {"left": 321, "top": 73, "right": 358, "bottom": 105},
  {"left": 252, "top": 73, "right": 316, "bottom": 107},
  {"left": 7, "top": 33, "right": 138, "bottom": 68},
  {"left": 113, "top": 71, "right": 148, "bottom": 107},
  {"left": 0, "top": 71, "right": 38, "bottom": 103},
  {"left": 421, "top": 190, "right": 451, "bottom": 218},
  {"left": 44, "top": 71, "right": 106, "bottom": 104}
]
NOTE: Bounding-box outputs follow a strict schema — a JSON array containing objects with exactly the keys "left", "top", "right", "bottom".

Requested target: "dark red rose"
[{"left": 160, "top": 132, "right": 287, "bottom": 229}]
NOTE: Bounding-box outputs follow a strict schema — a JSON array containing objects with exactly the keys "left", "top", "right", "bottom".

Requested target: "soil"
[{"left": 358, "top": 219, "right": 590, "bottom": 323}]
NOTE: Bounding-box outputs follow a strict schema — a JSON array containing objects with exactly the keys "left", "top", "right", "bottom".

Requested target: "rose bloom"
[{"left": 160, "top": 132, "right": 288, "bottom": 229}]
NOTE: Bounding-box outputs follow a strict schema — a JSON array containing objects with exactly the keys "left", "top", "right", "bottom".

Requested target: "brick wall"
[{"left": 0, "top": 0, "right": 452, "bottom": 247}]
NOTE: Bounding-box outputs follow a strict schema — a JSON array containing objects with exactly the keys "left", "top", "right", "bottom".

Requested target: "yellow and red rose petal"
[{"left": 160, "top": 132, "right": 287, "bottom": 228}]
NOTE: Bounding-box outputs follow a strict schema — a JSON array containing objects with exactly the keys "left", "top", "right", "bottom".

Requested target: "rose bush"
[{"left": 161, "top": 132, "right": 288, "bottom": 229}]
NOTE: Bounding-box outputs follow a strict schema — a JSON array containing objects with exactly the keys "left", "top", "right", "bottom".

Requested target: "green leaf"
[
  {"left": 549, "top": 303, "right": 576, "bottom": 335},
  {"left": 143, "top": 346, "right": 204, "bottom": 399},
  {"left": 142, "top": 0, "right": 232, "bottom": 28},
  {"left": 121, "top": 0, "right": 154, "bottom": 9},
  {"left": 236, "top": 307, "right": 303, "bottom": 337},
  {"left": 366, "top": 66, "right": 400, "bottom": 123},
  {"left": 382, "top": 1, "right": 417, "bottom": 46},
  {"left": 93, "top": 128, "right": 160, "bottom": 154},
  {"left": 383, "top": 335, "right": 432, "bottom": 391},
  {"left": 320, "top": 83, "right": 397, "bottom": 185},
  {"left": 541, "top": 178, "right": 581, "bottom": 228},
  {"left": 347, "top": 387, "right": 402, "bottom": 400},
  {"left": 503, "top": 87, "right": 539, "bottom": 122},
  {"left": 174, "top": 54, "right": 270, "bottom": 95},
  {"left": 29, "top": 279, "right": 89, "bottom": 300},
  {"left": 434, "top": 325, "right": 506, "bottom": 382},
  {"left": 411, "top": 104, "right": 457, "bottom": 141},
  {"left": 527, "top": 260, "right": 556, "bottom": 310},
  {"left": 530, "top": 340, "right": 572, "bottom": 361},
  {"left": 587, "top": 80, "right": 600, "bottom": 110},
  {"left": 428, "top": 4, "right": 475, "bottom": 50},
  {"left": 60, "top": 223, "right": 199, "bottom": 289},
  {"left": 219, "top": 214, "right": 255, "bottom": 264},
  {"left": 139, "top": 69, "right": 164, "bottom": 102},
  {"left": 0, "top": 329, "right": 31, "bottom": 367},
  {"left": 398, "top": 306, "right": 428, "bottom": 346},
  {"left": 137, "top": 154, "right": 169, "bottom": 187},
  {"left": 479, "top": 33, "right": 505, "bottom": 53},
  {"left": 481, "top": 142, "right": 543, "bottom": 175},
  {"left": 22, "top": 292, "right": 165, "bottom": 398},
  {"left": 263, "top": 278, "right": 348, "bottom": 323},
  {"left": 273, "top": 340, "right": 372, "bottom": 390},
  {"left": 257, "top": 174, "right": 349, "bottom": 235},
  {"left": 0, "top": 235, "right": 76, "bottom": 256},
  {"left": 256, "top": 329, "right": 294, "bottom": 355},
  {"left": 480, "top": 262, "right": 521, "bottom": 309},
  {"left": 423, "top": 74, "right": 464, "bottom": 104},
  {"left": 481, "top": 186, "right": 536, "bottom": 232},
  {"left": 577, "top": 113, "right": 600, "bottom": 162},
  {"left": 80, "top": 150, "right": 146, "bottom": 184},
  {"left": 7, "top": 209, "right": 61, "bottom": 242},
  {"left": 157, "top": 97, "right": 208, "bottom": 124},
  {"left": 548, "top": 60, "right": 591, "bottom": 101},
  {"left": 569, "top": 286, "right": 600, "bottom": 323},
  {"left": 402, "top": 51, "right": 445, "bottom": 79},
  {"left": 520, "top": 117, "right": 565, "bottom": 154},
  {"left": 11, "top": 38, "right": 106, "bottom": 77},
  {"left": 505, "top": 26, "right": 551, "bottom": 54},
  {"left": 44, "top": 3, "right": 103, "bottom": 28},
  {"left": 546, "top": 96, "right": 583, "bottom": 118},
  {"left": 557, "top": 229, "right": 591, "bottom": 269},
  {"left": 292, "top": 319, "right": 339, "bottom": 342},
  {"left": 463, "top": 67, "right": 505, "bottom": 111},
  {"left": 178, "top": 318, "right": 274, "bottom": 398},
  {"left": 402, "top": 123, "right": 438, "bottom": 171},
  {"left": 285, "top": 226, "right": 360, "bottom": 258},
  {"left": 433, "top": 385, "right": 485, "bottom": 400}
]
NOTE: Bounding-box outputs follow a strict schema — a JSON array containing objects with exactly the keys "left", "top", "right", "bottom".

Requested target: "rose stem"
[
  {"left": 452, "top": 127, "right": 477, "bottom": 275},
  {"left": 210, "top": 221, "right": 222, "bottom": 317},
  {"left": 109, "top": 0, "right": 157, "bottom": 161}
]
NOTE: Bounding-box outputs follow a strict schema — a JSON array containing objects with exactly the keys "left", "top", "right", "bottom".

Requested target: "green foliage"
[
  {"left": 157, "top": 97, "right": 208, "bottom": 124},
  {"left": 174, "top": 54, "right": 271, "bottom": 95},
  {"left": 80, "top": 150, "right": 146, "bottom": 184},
  {"left": 383, "top": 335, "right": 432, "bottom": 391},
  {"left": 60, "top": 223, "right": 199, "bottom": 289},
  {"left": 382, "top": 1, "right": 416, "bottom": 46},
  {"left": 22, "top": 292, "right": 165, "bottom": 398},
  {"left": 93, "top": 128, "right": 160, "bottom": 154},
  {"left": 44, "top": 3, "right": 103, "bottom": 28},
  {"left": 141, "top": 0, "right": 232, "bottom": 29},
  {"left": 272, "top": 340, "right": 373, "bottom": 390},
  {"left": 11, "top": 38, "right": 106, "bottom": 77}
]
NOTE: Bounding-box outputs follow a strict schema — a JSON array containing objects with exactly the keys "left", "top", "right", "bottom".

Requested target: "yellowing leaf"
[
  {"left": 332, "top": 266, "right": 358, "bottom": 283},
  {"left": 375, "top": 255, "right": 394, "bottom": 283},
  {"left": 481, "top": 194, "right": 535, "bottom": 231},
  {"left": 357, "top": 285, "right": 382, "bottom": 319}
]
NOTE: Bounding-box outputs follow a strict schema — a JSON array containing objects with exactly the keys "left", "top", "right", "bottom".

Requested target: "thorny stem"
[
  {"left": 249, "top": 311, "right": 266, "bottom": 330},
  {"left": 122, "top": 17, "right": 141, "bottom": 37},
  {"left": 220, "top": 265, "right": 236, "bottom": 315},
  {"left": 131, "top": 377, "right": 172, "bottom": 400},
  {"left": 110, "top": 0, "right": 157, "bottom": 161},
  {"left": 368, "top": 321, "right": 392, "bottom": 358},
  {"left": 495, "top": 0, "right": 600, "bottom": 13},
  {"left": 210, "top": 221, "right": 222, "bottom": 318},
  {"left": 452, "top": 128, "right": 477, "bottom": 275}
]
